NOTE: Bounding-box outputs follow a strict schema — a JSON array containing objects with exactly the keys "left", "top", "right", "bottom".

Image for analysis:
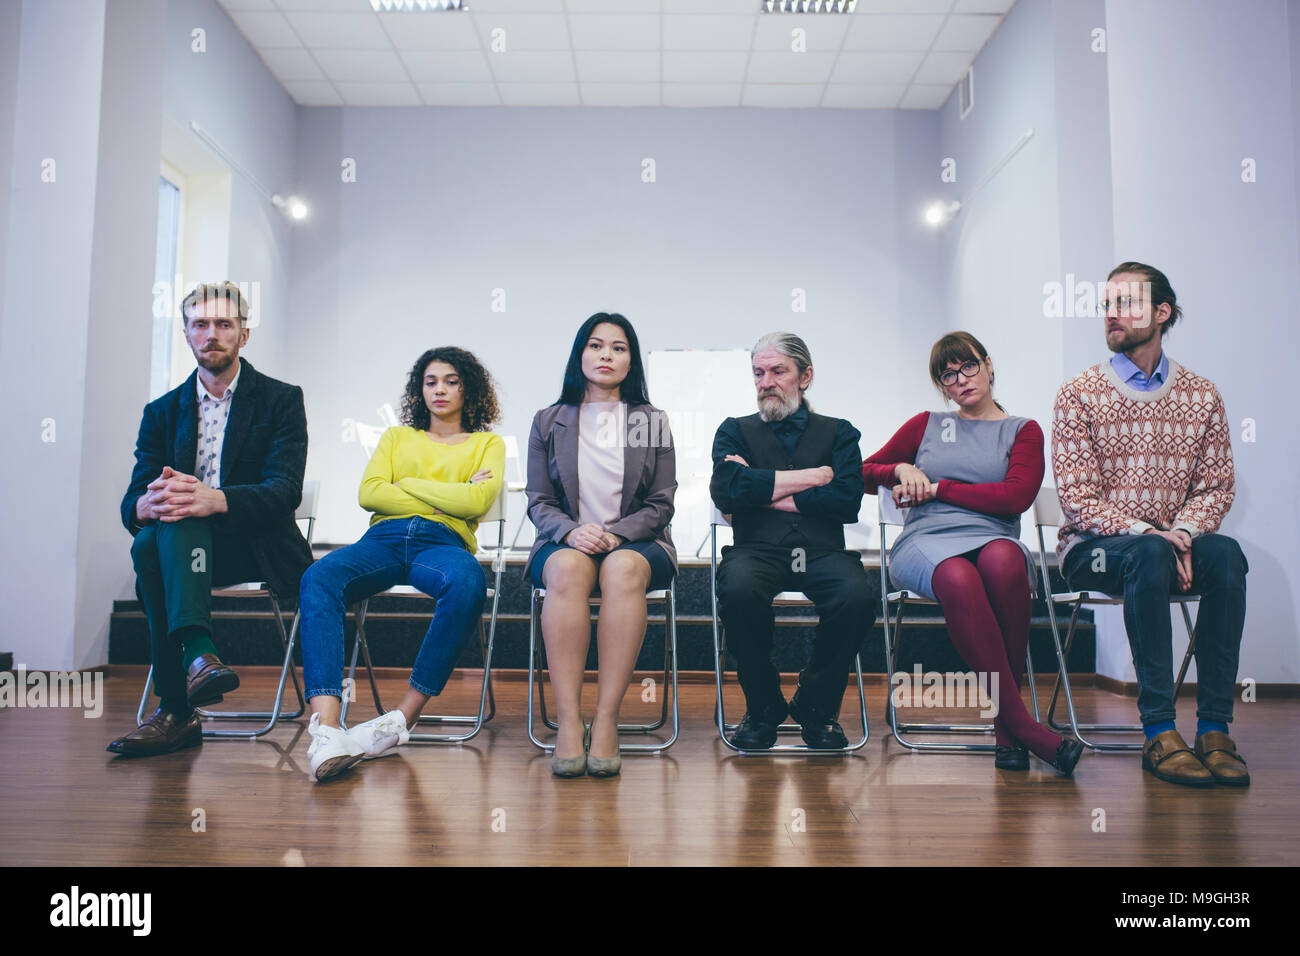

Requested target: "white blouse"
[{"left": 577, "top": 401, "right": 625, "bottom": 528}]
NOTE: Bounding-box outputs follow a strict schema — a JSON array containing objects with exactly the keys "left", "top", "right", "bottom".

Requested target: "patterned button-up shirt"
[{"left": 195, "top": 363, "right": 241, "bottom": 489}]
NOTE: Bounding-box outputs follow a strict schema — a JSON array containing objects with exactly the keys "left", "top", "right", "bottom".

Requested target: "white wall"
[
  {"left": 1104, "top": 0, "right": 1300, "bottom": 683},
  {"left": 0, "top": 0, "right": 109, "bottom": 671},
  {"left": 288, "top": 106, "right": 947, "bottom": 546}
]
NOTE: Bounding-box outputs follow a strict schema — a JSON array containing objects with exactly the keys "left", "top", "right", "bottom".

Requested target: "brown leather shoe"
[
  {"left": 1194, "top": 731, "right": 1250, "bottom": 787},
  {"left": 1142, "top": 730, "right": 1215, "bottom": 787},
  {"left": 106, "top": 707, "right": 201, "bottom": 756},
  {"left": 187, "top": 653, "right": 239, "bottom": 706}
]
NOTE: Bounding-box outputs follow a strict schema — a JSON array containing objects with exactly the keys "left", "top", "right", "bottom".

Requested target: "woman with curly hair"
[{"left": 299, "top": 347, "right": 505, "bottom": 782}]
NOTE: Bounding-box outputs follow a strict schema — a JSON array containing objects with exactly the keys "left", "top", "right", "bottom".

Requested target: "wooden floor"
[{"left": 1, "top": 667, "right": 1295, "bottom": 867}]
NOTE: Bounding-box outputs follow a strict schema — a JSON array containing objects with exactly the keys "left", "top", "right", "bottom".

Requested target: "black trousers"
[{"left": 715, "top": 544, "right": 873, "bottom": 719}]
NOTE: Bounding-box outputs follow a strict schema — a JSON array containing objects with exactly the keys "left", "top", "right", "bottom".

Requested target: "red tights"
[{"left": 929, "top": 540, "right": 1063, "bottom": 763}]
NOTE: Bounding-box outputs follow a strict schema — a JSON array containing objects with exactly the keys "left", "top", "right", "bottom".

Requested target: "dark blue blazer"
[{"left": 120, "top": 359, "right": 313, "bottom": 599}]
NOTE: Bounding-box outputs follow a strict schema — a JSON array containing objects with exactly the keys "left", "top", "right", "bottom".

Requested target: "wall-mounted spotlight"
[
  {"left": 923, "top": 200, "right": 961, "bottom": 226},
  {"left": 272, "top": 194, "right": 309, "bottom": 221}
]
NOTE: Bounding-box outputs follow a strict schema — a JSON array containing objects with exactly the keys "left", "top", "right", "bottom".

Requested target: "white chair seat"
[
  {"left": 1051, "top": 590, "right": 1200, "bottom": 605},
  {"left": 885, "top": 588, "right": 938, "bottom": 605},
  {"left": 212, "top": 581, "right": 269, "bottom": 593},
  {"left": 532, "top": 586, "right": 670, "bottom": 604}
]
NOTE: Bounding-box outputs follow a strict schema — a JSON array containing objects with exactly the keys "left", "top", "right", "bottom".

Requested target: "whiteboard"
[{"left": 647, "top": 349, "right": 754, "bottom": 559}]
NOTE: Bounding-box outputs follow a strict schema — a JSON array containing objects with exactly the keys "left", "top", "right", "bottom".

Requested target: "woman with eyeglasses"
[
  {"left": 525, "top": 312, "right": 677, "bottom": 778},
  {"left": 862, "top": 331, "right": 1083, "bottom": 776}
]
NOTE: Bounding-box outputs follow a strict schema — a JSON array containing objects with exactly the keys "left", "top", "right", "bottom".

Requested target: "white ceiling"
[{"left": 216, "top": 0, "right": 1016, "bottom": 109}]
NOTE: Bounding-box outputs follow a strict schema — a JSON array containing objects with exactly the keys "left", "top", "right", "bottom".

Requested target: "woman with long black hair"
[{"left": 526, "top": 313, "right": 677, "bottom": 778}]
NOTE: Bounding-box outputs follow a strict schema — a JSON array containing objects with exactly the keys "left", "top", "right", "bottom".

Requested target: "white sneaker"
[
  {"left": 347, "top": 709, "right": 411, "bottom": 760},
  {"left": 307, "top": 713, "right": 365, "bottom": 782}
]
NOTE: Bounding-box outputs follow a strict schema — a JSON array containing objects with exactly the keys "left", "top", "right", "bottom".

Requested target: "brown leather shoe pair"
[
  {"left": 106, "top": 707, "right": 201, "bottom": 756},
  {"left": 1142, "top": 730, "right": 1215, "bottom": 787},
  {"left": 187, "top": 653, "right": 239, "bottom": 706},
  {"left": 1194, "top": 731, "right": 1251, "bottom": 787}
]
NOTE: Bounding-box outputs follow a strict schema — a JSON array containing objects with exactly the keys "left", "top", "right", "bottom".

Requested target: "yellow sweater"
[{"left": 359, "top": 426, "right": 506, "bottom": 552}]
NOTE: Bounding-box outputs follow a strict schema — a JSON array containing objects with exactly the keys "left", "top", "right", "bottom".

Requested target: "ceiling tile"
[
  {"left": 843, "top": 14, "right": 943, "bottom": 50},
  {"left": 568, "top": 14, "right": 661, "bottom": 50},
  {"left": 416, "top": 82, "right": 502, "bottom": 105},
  {"left": 752, "top": 14, "right": 849, "bottom": 51},
  {"left": 217, "top": 0, "right": 276, "bottom": 11},
  {"left": 821, "top": 83, "right": 906, "bottom": 108},
  {"left": 746, "top": 51, "right": 837, "bottom": 83},
  {"left": 281, "top": 80, "right": 343, "bottom": 106},
  {"left": 487, "top": 51, "right": 577, "bottom": 82},
  {"left": 226, "top": 9, "right": 302, "bottom": 47},
  {"left": 913, "top": 49, "right": 972, "bottom": 84},
  {"left": 466, "top": 0, "right": 565, "bottom": 10},
  {"left": 899, "top": 83, "right": 953, "bottom": 108},
  {"left": 953, "top": 0, "right": 1016, "bottom": 12},
  {"left": 567, "top": 0, "right": 661, "bottom": 12},
  {"left": 662, "top": 51, "right": 748, "bottom": 82},
  {"left": 314, "top": 49, "right": 411, "bottom": 82},
  {"left": 663, "top": 15, "right": 755, "bottom": 50},
  {"left": 283, "top": 12, "right": 390, "bottom": 48},
  {"left": 497, "top": 82, "right": 581, "bottom": 105},
  {"left": 258, "top": 47, "right": 327, "bottom": 81},
  {"left": 274, "top": 0, "right": 373, "bottom": 11},
  {"left": 932, "top": 13, "right": 1000, "bottom": 51},
  {"left": 380, "top": 11, "right": 481, "bottom": 49},
  {"left": 741, "top": 84, "right": 824, "bottom": 108},
  {"left": 831, "top": 50, "right": 923, "bottom": 83},
  {"left": 855, "top": 0, "right": 955, "bottom": 12},
  {"left": 662, "top": 82, "right": 743, "bottom": 106},
  {"left": 335, "top": 81, "right": 422, "bottom": 105},
  {"left": 399, "top": 50, "right": 493, "bottom": 82},
  {"left": 662, "top": 0, "right": 754, "bottom": 11},
  {"left": 575, "top": 51, "right": 659, "bottom": 83},
  {"left": 581, "top": 83, "right": 661, "bottom": 106},
  {"left": 470, "top": 13, "right": 571, "bottom": 49}
]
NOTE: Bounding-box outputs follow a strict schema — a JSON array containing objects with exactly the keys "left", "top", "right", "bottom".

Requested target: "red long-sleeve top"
[{"left": 861, "top": 411, "right": 1045, "bottom": 517}]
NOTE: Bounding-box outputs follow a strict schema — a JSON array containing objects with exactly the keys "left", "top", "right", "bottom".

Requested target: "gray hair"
[{"left": 751, "top": 331, "right": 813, "bottom": 380}]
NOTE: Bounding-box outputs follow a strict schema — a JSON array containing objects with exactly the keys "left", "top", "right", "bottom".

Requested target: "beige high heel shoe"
[
  {"left": 586, "top": 719, "right": 621, "bottom": 778},
  {"left": 551, "top": 723, "right": 589, "bottom": 778}
]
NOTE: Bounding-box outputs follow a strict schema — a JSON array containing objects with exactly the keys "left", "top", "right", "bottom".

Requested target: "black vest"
[{"left": 732, "top": 411, "right": 845, "bottom": 551}]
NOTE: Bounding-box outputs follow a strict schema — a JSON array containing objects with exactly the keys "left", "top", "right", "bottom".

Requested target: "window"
[{"left": 151, "top": 175, "right": 181, "bottom": 400}]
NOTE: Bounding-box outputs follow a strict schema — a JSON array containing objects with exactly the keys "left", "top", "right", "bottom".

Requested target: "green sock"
[{"left": 177, "top": 626, "right": 217, "bottom": 670}]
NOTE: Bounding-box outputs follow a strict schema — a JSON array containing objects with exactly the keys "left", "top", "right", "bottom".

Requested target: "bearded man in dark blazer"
[{"left": 108, "top": 282, "right": 312, "bottom": 756}]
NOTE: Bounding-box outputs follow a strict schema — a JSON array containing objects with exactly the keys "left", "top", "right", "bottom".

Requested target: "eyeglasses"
[
  {"left": 1101, "top": 295, "right": 1139, "bottom": 313},
  {"left": 938, "top": 359, "right": 982, "bottom": 386}
]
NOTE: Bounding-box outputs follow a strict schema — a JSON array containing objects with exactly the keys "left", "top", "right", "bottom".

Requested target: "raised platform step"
[{"left": 108, "top": 556, "right": 1094, "bottom": 673}]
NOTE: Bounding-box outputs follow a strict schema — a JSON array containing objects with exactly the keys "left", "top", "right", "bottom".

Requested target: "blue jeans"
[
  {"left": 1062, "top": 532, "right": 1248, "bottom": 726},
  {"left": 299, "top": 516, "right": 487, "bottom": 700}
]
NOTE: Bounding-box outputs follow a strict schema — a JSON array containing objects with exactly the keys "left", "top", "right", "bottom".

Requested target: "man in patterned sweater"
[{"left": 1052, "top": 261, "right": 1249, "bottom": 788}]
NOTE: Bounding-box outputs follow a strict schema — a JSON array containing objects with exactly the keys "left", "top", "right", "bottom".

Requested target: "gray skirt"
[{"left": 888, "top": 531, "right": 1036, "bottom": 601}]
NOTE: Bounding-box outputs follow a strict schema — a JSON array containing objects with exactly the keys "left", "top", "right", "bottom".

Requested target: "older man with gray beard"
[{"left": 709, "top": 332, "right": 871, "bottom": 750}]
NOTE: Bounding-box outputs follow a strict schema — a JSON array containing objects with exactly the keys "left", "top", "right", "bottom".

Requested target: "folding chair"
[
  {"left": 1033, "top": 485, "right": 1198, "bottom": 752},
  {"left": 878, "top": 492, "right": 1068, "bottom": 752},
  {"left": 527, "top": 576, "right": 680, "bottom": 754},
  {"left": 340, "top": 489, "right": 507, "bottom": 743},
  {"left": 135, "top": 480, "right": 317, "bottom": 738},
  {"left": 709, "top": 512, "right": 869, "bottom": 755}
]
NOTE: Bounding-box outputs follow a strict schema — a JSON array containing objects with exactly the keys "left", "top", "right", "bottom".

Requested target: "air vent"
[
  {"left": 762, "top": 1, "right": 857, "bottom": 13},
  {"left": 959, "top": 68, "right": 974, "bottom": 119}
]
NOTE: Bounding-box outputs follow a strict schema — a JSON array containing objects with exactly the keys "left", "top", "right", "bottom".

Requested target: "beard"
[
  {"left": 1105, "top": 320, "right": 1159, "bottom": 354},
  {"left": 757, "top": 389, "right": 800, "bottom": 423},
  {"left": 196, "top": 347, "right": 236, "bottom": 374}
]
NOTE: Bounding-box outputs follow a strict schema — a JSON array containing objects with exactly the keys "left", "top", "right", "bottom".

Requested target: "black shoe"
[
  {"left": 1042, "top": 737, "right": 1085, "bottom": 777},
  {"left": 788, "top": 692, "right": 848, "bottom": 750},
  {"left": 730, "top": 708, "right": 785, "bottom": 750},
  {"left": 995, "top": 745, "right": 1029, "bottom": 771}
]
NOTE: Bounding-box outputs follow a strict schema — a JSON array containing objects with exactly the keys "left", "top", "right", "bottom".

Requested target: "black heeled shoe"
[
  {"left": 1043, "top": 737, "right": 1085, "bottom": 777},
  {"left": 994, "top": 744, "right": 1029, "bottom": 771}
]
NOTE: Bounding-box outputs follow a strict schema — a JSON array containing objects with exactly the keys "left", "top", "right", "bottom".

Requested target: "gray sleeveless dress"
[{"left": 887, "top": 413, "right": 1036, "bottom": 601}]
